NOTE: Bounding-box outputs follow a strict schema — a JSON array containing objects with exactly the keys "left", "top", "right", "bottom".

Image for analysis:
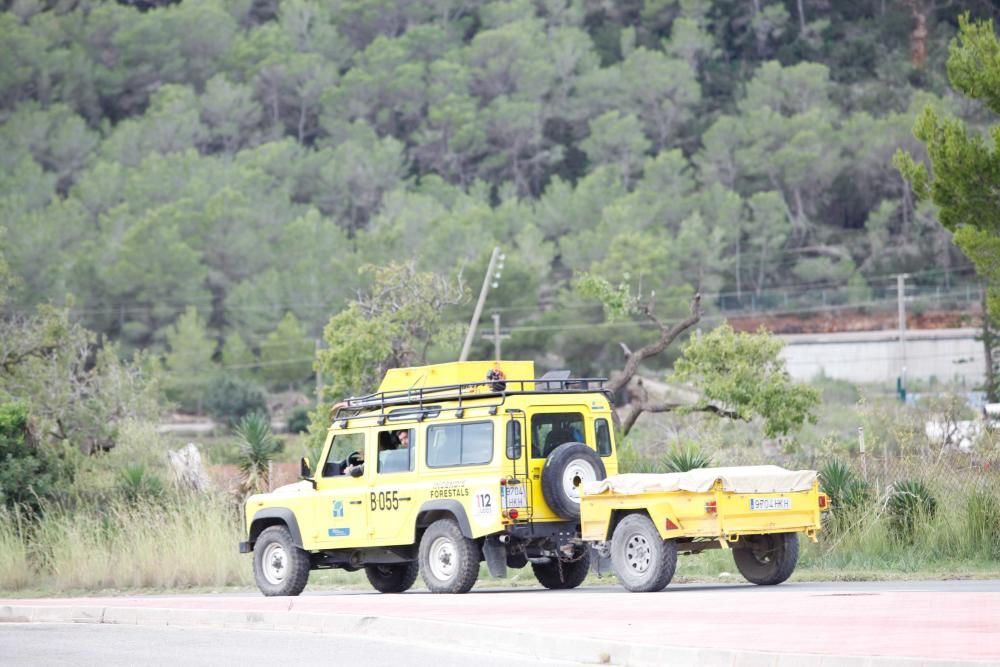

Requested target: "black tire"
[
  {"left": 418, "top": 518, "right": 480, "bottom": 594},
  {"left": 252, "top": 525, "right": 310, "bottom": 597},
  {"left": 732, "top": 533, "right": 799, "bottom": 585},
  {"left": 506, "top": 552, "right": 528, "bottom": 569},
  {"left": 365, "top": 561, "right": 419, "bottom": 593},
  {"left": 531, "top": 548, "right": 591, "bottom": 590},
  {"left": 610, "top": 514, "right": 677, "bottom": 593},
  {"left": 541, "top": 443, "right": 606, "bottom": 520}
]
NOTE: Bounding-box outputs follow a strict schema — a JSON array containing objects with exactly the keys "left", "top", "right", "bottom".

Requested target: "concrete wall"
[{"left": 779, "top": 328, "right": 986, "bottom": 386}]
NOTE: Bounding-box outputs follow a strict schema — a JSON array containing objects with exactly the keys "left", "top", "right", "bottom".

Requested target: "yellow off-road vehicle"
[{"left": 240, "top": 360, "right": 618, "bottom": 596}]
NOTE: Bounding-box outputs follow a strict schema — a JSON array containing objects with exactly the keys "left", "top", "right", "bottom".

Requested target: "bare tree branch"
[
  {"left": 616, "top": 371, "right": 744, "bottom": 436},
  {"left": 605, "top": 293, "right": 702, "bottom": 396}
]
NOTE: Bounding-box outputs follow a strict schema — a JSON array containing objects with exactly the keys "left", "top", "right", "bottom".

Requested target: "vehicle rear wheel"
[
  {"left": 610, "top": 514, "right": 676, "bottom": 593},
  {"left": 252, "top": 525, "right": 310, "bottom": 597},
  {"left": 732, "top": 533, "right": 799, "bottom": 585},
  {"left": 365, "top": 561, "right": 419, "bottom": 593},
  {"left": 418, "top": 518, "right": 480, "bottom": 594},
  {"left": 532, "top": 548, "right": 591, "bottom": 590},
  {"left": 541, "top": 443, "right": 606, "bottom": 520}
]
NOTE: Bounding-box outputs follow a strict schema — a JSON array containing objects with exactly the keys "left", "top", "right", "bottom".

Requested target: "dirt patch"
[{"left": 727, "top": 308, "right": 981, "bottom": 335}]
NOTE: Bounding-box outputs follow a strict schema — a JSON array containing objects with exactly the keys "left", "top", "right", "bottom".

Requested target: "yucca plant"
[
  {"left": 234, "top": 412, "right": 281, "bottom": 495},
  {"left": 888, "top": 479, "right": 938, "bottom": 541},
  {"left": 819, "top": 460, "right": 855, "bottom": 510},
  {"left": 117, "top": 464, "right": 164, "bottom": 501},
  {"left": 819, "top": 460, "right": 873, "bottom": 513},
  {"left": 662, "top": 443, "right": 712, "bottom": 473}
]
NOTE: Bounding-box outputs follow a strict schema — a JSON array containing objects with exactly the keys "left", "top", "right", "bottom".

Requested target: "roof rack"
[{"left": 333, "top": 376, "right": 608, "bottom": 421}]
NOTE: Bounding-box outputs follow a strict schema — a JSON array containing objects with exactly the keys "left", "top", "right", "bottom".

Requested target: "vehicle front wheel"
[
  {"left": 610, "top": 514, "right": 677, "bottom": 593},
  {"left": 418, "top": 518, "right": 480, "bottom": 594},
  {"left": 252, "top": 525, "right": 310, "bottom": 597},
  {"left": 532, "top": 548, "right": 590, "bottom": 590},
  {"left": 732, "top": 533, "right": 799, "bottom": 585},
  {"left": 365, "top": 561, "right": 419, "bottom": 593}
]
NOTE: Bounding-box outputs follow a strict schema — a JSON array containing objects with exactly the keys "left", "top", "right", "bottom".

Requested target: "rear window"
[
  {"left": 595, "top": 418, "right": 613, "bottom": 457},
  {"left": 426, "top": 422, "right": 493, "bottom": 467},
  {"left": 531, "top": 412, "right": 585, "bottom": 458}
]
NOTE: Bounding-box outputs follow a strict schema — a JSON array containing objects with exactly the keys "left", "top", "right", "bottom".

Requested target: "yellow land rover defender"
[{"left": 240, "top": 360, "right": 618, "bottom": 596}]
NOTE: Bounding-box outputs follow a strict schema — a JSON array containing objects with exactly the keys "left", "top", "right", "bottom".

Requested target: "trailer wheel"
[
  {"left": 541, "top": 443, "right": 606, "bottom": 520},
  {"left": 732, "top": 533, "right": 799, "bottom": 585},
  {"left": 532, "top": 548, "right": 590, "bottom": 590},
  {"left": 610, "top": 514, "right": 677, "bottom": 593}
]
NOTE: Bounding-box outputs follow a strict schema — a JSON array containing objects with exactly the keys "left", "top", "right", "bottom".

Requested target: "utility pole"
[
  {"left": 459, "top": 247, "right": 503, "bottom": 361},
  {"left": 314, "top": 338, "right": 323, "bottom": 407},
  {"left": 482, "top": 311, "right": 511, "bottom": 361},
  {"left": 897, "top": 274, "right": 908, "bottom": 401}
]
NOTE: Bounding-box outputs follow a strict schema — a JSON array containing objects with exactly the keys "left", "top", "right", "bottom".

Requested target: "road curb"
[{"left": 0, "top": 604, "right": 993, "bottom": 667}]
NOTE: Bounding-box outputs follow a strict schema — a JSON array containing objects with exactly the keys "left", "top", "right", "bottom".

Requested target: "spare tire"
[{"left": 541, "top": 443, "right": 606, "bottom": 520}]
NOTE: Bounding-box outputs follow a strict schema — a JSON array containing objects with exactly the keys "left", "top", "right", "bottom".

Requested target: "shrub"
[
  {"left": 204, "top": 375, "right": 268, "bottom": 425},
  {"left": 287, "top": 406, "right": 311, "bottom": 434},
  {"left": 888, "top": 479, "right": 938, "bottom": 541},
  {"left": 0, "top": 403, "right": 75, "bottom": 513},
  {"left": 662, "top": 443, "right": 712, "bottom": 472}
]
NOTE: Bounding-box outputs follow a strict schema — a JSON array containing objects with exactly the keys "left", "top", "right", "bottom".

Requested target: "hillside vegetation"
[{"left": 2, "top": 0, "right": 994, "bottom": 378}]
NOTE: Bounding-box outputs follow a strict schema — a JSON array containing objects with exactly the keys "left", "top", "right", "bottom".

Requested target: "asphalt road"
[
  {"left": 3, "top": 580, "right": 999, "bottom": 665},
  {"left": 0, "top": 623, "right": 582, "bottom": 667}
]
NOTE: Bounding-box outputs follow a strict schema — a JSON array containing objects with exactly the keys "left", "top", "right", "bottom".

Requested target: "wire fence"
[{"left": 713, "top": 280, "right": 983, "bottom": 317}]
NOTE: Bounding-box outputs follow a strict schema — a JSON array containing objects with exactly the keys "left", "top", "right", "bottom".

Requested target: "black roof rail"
[{"left": 333, "top": 376, "right": 609, "bottom": 420}]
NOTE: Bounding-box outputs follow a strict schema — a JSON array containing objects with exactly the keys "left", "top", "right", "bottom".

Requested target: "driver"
[{"left": 343, "top": 451, "right": 364, "bottom": 476}]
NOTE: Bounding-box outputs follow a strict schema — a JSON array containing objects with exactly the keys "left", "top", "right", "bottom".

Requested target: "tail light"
[
  {"left": 819, "top": 494, "right": 829, "bottom": 510},
  {"left": 509, "top": 509, "right": 519, "bottom": 520},
  {"left": 705, "top": 500, "right": 717, "bottom": 514}
]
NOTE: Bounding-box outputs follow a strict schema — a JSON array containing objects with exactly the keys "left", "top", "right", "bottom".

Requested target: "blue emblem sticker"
[
  {"left": 328, "top": 527, "right": 350, "bottom": 537},
  {"left": 332, "top": 500, "right": 344, "bottom": 518}
]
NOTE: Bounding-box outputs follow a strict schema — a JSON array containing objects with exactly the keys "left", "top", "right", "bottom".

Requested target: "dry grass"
[{"left": 0, "top": 494, "right": 250, "bottom": 594}]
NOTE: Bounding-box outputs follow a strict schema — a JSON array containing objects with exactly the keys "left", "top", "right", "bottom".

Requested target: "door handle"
[
  {"left": 349, "top": 500, "right": 363, "bottom": 505},
  {"left": 398, "top": 496, "right": 412, "bottom": 502}
]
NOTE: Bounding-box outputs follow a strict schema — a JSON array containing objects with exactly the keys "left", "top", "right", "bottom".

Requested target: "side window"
[
  {"left": 377, "top": 428, "right": 415, "bottom": 474},
  {"left": 427, "top": 422, "right": 494, "bottom": 468},
  {"left": 595, "top": 418, "right": 613, "bottom": 457},
  {"left": 321, "top": 432, "right": 365, "bottom": 477},
  {"left": 531, "top": 412, "right": 585, "bottom": 458}
]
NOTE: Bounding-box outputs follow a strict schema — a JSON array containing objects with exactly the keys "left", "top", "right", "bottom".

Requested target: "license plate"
[
  {"left": 749, "top": 497, "right": 792, "bottom": 511},
  {"left": 502, "top": 484, "right": 527, "bottom": 508}
]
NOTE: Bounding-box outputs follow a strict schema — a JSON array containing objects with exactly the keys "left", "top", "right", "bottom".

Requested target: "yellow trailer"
[{"left": 580, "top": 466, "right": 829, "bottom": 592}]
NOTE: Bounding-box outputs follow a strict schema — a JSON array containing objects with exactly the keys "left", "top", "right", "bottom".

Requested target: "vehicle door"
[
  {"left": 311, "top": 429, "right": 370, "bottom": 548},
  {"left": 526, "top": 406, "right": 590, "bottom": 520},
  {"left": 368, "top": 426, "right": 420, "bottom": 546}
]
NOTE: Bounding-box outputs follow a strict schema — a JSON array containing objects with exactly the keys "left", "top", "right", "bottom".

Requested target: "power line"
[{"left": 2, "top": 266, "right": 979, "bottom": 318}]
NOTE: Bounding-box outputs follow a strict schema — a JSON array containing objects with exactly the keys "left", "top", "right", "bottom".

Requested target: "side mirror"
[
  {"left": 300, "top": 457, "right": 316, "bottom": 489},
  {"left": 349, "top": 465, "right": 364, "bottom": 478},
  {"left": 506, "top": 420, "right": 522, "bottom": 459}
]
